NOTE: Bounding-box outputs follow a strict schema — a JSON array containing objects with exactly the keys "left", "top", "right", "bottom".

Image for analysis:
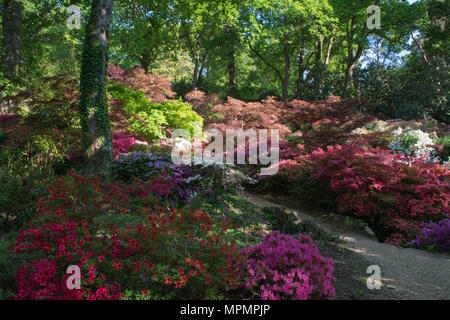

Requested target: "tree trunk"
[
  {"left": 325, "top": 35, "right": 334, "bottom": 66},
  {"left": 228, "top": 52, "right": 238, "bottom": 97},
  {"left": 139, "top": 53, "right": 152, "bottom": 73},
  {"left": 344, "top": 17, "right": 363, "bottom": 98},
  {"left": 315, "top": 38, "right": 323, "bottom": 63},
  {"left": 296, "top": 51, "right": 305, "bottom": 98},
  {"left": 282, "top": 39, "right": 291, "bottom": 103},
  {"left": 79, "top": 0, "right": 113, "bottom": 178},
  {"left": 197, "top": 64, "right": 205, "bottom": 88},
  {"left": 193, "top": 55, "right": 200, "bottom": 89},
  {"left": 226, "top": 27, "right": 239, "bottom": 98},
  {"left": 2, "top": 0, "right": 22, "bottom": 84}
]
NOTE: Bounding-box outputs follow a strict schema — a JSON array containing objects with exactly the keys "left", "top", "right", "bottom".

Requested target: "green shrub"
[
  {"left": 0, "top": 235, "right": 19, "bottom": 300},
  {"left": 435, "top": 135, "right": 450, "bottom": 163},
  {"left": 108, "top": 84, "right": 203, "bottom": 140},
  {"left": 0, "top": 168, "right": 48, "bottom": 233}
]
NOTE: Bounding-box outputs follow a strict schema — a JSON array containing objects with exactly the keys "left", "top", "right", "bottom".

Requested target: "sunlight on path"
[{"left": 242, "top": 192, "right": 450, "bottom": 300}]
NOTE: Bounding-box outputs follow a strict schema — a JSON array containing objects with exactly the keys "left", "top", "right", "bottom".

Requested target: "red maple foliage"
[{"left": 107, "top": 64, "right": 175, "bottom": 103}]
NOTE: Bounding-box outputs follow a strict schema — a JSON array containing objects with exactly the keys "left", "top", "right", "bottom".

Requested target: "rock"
[{"left": 365, "top": 226, "right": 376, "bottom": 236}]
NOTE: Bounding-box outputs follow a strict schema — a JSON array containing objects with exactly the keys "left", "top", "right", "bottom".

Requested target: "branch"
[
  {"left": 247, "top": 42, "right": 284, "bottom": 82},
  {"left": 410, "top": 30, "right": 429, "bottom": 64}
]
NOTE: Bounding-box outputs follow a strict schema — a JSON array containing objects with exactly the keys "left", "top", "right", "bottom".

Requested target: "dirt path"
[{"left": 240, "top": 192, "right": 450, "bottom": 300}]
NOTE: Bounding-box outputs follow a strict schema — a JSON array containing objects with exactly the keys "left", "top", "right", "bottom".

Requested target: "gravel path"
[{"left": 241, "top": 192, "right": 450, "bottom": 300}]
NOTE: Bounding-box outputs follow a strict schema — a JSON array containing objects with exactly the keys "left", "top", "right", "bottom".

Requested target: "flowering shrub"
[
  {"left": 388, "top": 129, "right": 436, "bottom": 160},
  {"left": 239, "top": 232, "right": 335, "bottom": 300},
  {"left": 113, "top": 133, "right": 136, "bottom": 159},
  {"left": 112, "top": 151, "right": 253, "bottom": 203},
  {"left": 408, "top": 219, "right": 450, "bottom": 252},
  {"left": 14, "top": 171, "right": 241, "bottom": 300},
  {"left": 262, "top": 144, "right": 450, "bottom": 245},
  {"left": 112, "top": 151, "right": 201, "bottom": 203},
  {"left": 434, "top": 135, "right": 450, "bottom": 163}
]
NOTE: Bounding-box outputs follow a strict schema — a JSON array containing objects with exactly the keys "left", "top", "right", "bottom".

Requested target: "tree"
[
  {"left": 110, "top": 0, "right": 180, "bottom": 72},
  {"left": 241, "top": 0, "right": 335, "bottom": 102},
  {"left": 79, "top": 0, "right": 113, "bottom": 177},
  {"left": 2, "top": 0, "right": 23, "bottom": 83}
]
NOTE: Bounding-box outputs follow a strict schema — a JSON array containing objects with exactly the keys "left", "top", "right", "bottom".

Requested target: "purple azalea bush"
[
  {"left": 112, "top": 151, "right": 201, "bottom": 204},
  {"left": 239, "top": 231, "right": 335, "bottom": 300},
  {"left": 408, "top": 219, "right": 450, "bottom": 252}
]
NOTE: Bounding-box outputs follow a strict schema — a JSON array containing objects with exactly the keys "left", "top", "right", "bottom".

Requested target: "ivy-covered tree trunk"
[
  {"left": 2, "top": 0, "right": 22, "bottom": 83},
  {"left": 79, "top": 0, "right": 113, "bottom": 177}
]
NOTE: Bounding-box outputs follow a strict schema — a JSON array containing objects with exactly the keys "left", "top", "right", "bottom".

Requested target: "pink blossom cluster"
[
  {"left": 239, "top": 231, "right": 335, "bottom": 300},
  {"left": 113, "top": 133, "right": 136, "bottom": 159}
]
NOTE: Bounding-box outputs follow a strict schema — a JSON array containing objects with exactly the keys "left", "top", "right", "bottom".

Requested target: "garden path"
[{"left": 241, "top": 192, "right": 450, "bottom": 300}]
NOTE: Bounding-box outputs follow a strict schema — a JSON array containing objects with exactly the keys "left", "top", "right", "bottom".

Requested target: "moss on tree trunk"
[{"left": 79, "top": 0, "right": 113, "bottom": 178}]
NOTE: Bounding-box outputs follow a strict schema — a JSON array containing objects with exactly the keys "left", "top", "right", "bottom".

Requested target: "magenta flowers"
[{"left": 239, "top": 231, "right": 335, "bottom": 300}]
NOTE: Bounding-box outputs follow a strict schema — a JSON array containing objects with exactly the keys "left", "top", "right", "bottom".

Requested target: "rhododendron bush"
[
  {"left": 14, "top": 171, "right": 241, "bottom": 300},
  {"left": 262, "top": 145, "right": 450, "bottom": 245},
  {"left": 408, "top": 219, "right": 450, "bottom": 252},
  {"left": 239, "top": 232, "right": 335, "bottom": 300},
  {"left": 112, "top": 151, "right": 202, "bottom": 204},
  {"left": 113, "top": 133, "right": 136, "bottom": 159}
]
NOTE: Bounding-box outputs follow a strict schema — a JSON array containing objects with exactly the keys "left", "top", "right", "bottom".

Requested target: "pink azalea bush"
[
  {"left": 113, "top": 133, "right": 136, "bottom": 159},
  {"left": 239, "top": 231, "right": 335, "bottom": 300}
]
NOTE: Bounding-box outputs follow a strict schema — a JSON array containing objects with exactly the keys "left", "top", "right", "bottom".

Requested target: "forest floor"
[{"left": 240, "top": 192, "right": 450, "bottom": 300}]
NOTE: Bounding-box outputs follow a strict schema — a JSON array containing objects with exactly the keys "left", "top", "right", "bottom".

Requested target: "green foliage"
[
  {"left": 0, "top": 167, "right": 48, "bottom": 233},
  {"left": 109, "top": 83, "right": 203, "bottom": 140},
  {"left": 359, "top": 58, "right": 450, "bottom": 124},
  {"left": 435, "top": 135, "right": 450, "bottom": 163},
  {"left": 397, "top": 132, "right": 419, "bottom": 150},
  {"left": 18, "top": 75, "right": 80, "bottom": 130},
  {"left": 0, "top": 235, "right": 20, "bottom": 300}
]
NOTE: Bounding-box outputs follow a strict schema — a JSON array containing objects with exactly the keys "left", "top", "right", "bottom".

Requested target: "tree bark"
[
  {"left": 79, "top": 0, "right": 113, "bottom": 178},
  {"left": 315, "top": 37, "right": 323, "bottom": 63},
  {"left": 325, "top": 35, "right": 334, "bottom": 66},
  {"left": 248, "top": 39, "right": 289, "bottom": 102},
  {"left": 192, "top": 55, "right": 199, "bottom": 89},
  {"left": 344, "top": 17, "right": 363, "bottom": 98},
  {"left": 227, "top": 55, "right": 237, "bottom": 97},
  {"left": 296, "top": 50, "right": 305, "bottom": 97},
  {"left": 2, "top": 0, "right": 22, "bottom": 84},
  {"left": 282, "top": 39, "right": 291, "bottom": 103}
]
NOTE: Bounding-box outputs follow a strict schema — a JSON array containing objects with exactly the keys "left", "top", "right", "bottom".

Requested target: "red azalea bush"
[
  {"left": 14, "top": 171, "right": 241, "bottom": 300},
  {"left": 113, "top": 133, "right": 136, "bottom": 159},
  {"left": 239, "top": 231, "right": 335, "bottom": 300},
  {"left": 262, "top": 145, "right": 450, "bottom": 245}
]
